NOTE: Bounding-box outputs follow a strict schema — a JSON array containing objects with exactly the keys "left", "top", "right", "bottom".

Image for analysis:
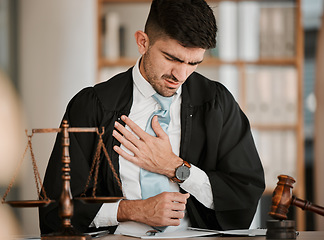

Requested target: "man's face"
[{"left": 139, "top": 37, "right": 205, "bottom": 97}]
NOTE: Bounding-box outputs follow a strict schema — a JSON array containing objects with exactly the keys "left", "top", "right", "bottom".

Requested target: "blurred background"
[{"left": 0, "top": 0, "right": 323, "bottom": 238}]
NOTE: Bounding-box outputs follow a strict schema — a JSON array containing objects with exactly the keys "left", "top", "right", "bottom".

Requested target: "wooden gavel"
[{"left": 269, "top": 175, "right": 324, "bottom": 220}]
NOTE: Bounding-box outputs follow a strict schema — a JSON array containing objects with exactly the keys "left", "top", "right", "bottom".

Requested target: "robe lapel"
[{"left": 180, "top": 84, "right": 193, "bottom": 162}]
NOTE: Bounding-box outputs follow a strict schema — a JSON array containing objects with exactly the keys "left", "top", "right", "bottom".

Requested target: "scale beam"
[{"left": 32, "top": 127, "right": 99, "bottom": 133}]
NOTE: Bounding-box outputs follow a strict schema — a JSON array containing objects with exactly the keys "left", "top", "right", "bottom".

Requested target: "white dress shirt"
[{"left": 91, "top": 58, "right": 214, "bottom": 234}]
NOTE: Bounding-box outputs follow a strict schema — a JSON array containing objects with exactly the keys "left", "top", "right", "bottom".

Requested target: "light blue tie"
[{"left": 140, "top": 93, "right": 173, "bottom": 200}]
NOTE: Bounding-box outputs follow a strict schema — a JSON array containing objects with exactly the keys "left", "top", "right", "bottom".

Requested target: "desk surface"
[{"left": 97, "top": 231, "right": 324, "bottom": 240}]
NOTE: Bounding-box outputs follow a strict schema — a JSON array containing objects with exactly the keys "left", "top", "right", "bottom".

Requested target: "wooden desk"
[{"left": 97, "top": 231, "right": 324, "bottom": 240}]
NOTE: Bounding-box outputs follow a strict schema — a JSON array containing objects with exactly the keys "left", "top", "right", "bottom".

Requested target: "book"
[
  {"left": 104, "top": 12, "right": 120, "bottom": 60},
  {"left": 283, "top": 67, "right": 298, "bottom": 124},
  {"left": 271, "top": 7, "right": 286, "bottom": 58},
  {"left": 253, "top": 130, "right": 297, "bottom": 189},
  {"left": 259, "top": 7, "right": 271, "bottom": 58},
  {"left": 218, "top": 1, "right": 238, "bottom": 61},
  {"left": 284, "top": 6, "right": 296, "bottom": 57},
  {"left": 238, "top": 1, "right": 260, "bottom": 61},
  {"left": 257, "top": 68, "right": 273, "bottom": 124},
  {"left": 219, "top": 65, "right": 239, "bottom": 101},
  {"left": 244, "top": 67, "right": 298, "bottom": 125},
  {"left": 245, "top": 67, "right": 259, "bottom": 124},
  {"left": 259, "top": 3, "right": 296, "bottom": 58}
]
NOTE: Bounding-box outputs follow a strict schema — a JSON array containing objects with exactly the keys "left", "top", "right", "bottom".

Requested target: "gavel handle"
[{"left": 292, "top": 196, "right": 324, "bottom": 216}]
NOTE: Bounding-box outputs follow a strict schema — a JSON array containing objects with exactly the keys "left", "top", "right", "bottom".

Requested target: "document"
[{"left": 120, "top": 227, "right": 267, "bottom": 239}]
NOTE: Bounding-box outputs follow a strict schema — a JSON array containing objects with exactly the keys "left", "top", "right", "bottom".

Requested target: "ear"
[{"left": 134, "top": 30, "right": 149, "bottom": 55}]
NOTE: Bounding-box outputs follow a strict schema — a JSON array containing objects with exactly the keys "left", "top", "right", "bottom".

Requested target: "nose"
[{"left": 171, "top": 63, "right": 195, "bottom": 82}]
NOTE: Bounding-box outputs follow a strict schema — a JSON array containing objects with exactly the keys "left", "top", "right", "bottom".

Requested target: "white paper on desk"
[
  {"left": 121, "top": 229, "right": 217, "bottom": 239},
  {"left": 120, "top": 227, "right": 266, "bottom": 239},
  {"left": 189, "top": 227, "right": 266, "bottom": 237},
  {"left": 217, "top": 228, "right": 267, "bottom": 236}
]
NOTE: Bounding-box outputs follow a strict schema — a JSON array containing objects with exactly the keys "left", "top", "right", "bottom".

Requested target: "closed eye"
[
  {"left": 163, "top": 52, "right": 184, "bottom": 63},
  {"left": 162, "top": 51, "right": 203, "bottom": 66}
]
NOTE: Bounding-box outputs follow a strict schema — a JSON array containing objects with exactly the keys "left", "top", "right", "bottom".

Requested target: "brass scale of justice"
[{"left": 1, "top": 120, "right": 125, "bottom": 240}]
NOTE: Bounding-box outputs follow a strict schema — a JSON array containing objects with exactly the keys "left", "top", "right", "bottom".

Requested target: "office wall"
[{"left": 19, "top": 0, "right": 96, "bottom": 235}]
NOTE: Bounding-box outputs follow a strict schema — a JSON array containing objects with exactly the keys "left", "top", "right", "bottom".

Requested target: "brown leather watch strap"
[
  {"left": 170, "top": 177, "right": 182, "bottom": 183},
  {"left": 182, "top": 160, "right": 191, "bottom": 168}
]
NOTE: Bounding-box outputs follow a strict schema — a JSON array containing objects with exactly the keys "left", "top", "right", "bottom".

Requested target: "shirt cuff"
[
  {"left": 180, "top": 164, "right": 214, "bottom": 209},
  {"left": 90, "top": 200, "right": 121, "bottom": 228}
]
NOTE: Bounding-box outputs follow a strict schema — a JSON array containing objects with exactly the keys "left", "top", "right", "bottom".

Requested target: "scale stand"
[
  {"left": 2, "top": 119, "right": 125, "bottom": 240},
  {"left": 41, "top": 120, "right": 92, "bottom": 240}
]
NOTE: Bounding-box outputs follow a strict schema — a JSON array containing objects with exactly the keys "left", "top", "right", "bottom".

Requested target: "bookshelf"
[{"left": 96, "top": 0, "right": 305, "bottom": 230}]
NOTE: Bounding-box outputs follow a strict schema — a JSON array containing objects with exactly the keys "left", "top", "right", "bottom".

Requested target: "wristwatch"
[{"left": 170, "top": 160, "right": 191, "bottom": 183}]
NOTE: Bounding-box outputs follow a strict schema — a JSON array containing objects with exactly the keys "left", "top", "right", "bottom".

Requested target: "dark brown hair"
[{"left": 144, "top": 0, "right": 217, "bottom": 49}]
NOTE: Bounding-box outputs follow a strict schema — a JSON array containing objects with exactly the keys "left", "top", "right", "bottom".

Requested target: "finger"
[
  {"left": 160, "top": 218, "right": 181, "bottom": 227},
  {"left": 114, "top": 121, "right": 142, "bottom": 148},
  {"left": 158, "top": 192, "right": 190, "bottom": 202},
  {"left": 113, "top": 145, "right": 140, "bottom": 165},
  {"left": 170, "top": 202, "right": 186, "bottom": 212},
  {"left": 112, "top": 129, "right": 139, "bottom": 155},
  {"left": 120, "top": 115, "right": 150, "bottom": 141},
  {"left": 169, "top": 210, "right": 185, "bottom": 220},
  {"left": 151, "top": 116, "right": 168, "bottom": 139},
  {"left": 168, "top": 192, "right": 190, "bottom": 203}
]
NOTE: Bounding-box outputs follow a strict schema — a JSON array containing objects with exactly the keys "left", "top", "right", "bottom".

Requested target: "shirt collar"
[{"left": 132, "top": 57, "right": 182, "bottom": 101}]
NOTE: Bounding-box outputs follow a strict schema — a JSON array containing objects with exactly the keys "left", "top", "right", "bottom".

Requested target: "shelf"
[
  {"left": 251, "top": 124, "right": 298, "bottom": 131},
  {"left": 200, "top": 57, "right": 297, "bottom": 66},
  {"left": 99, "top": 57, "right": 137, "bottom": 67},
  {"left": 98, "top": 57, "right": 297, "bottom": 68}
]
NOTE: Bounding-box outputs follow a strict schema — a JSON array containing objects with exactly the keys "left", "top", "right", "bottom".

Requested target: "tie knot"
[{"left": 152, "top": 93, "right": 173, "bottom": 111}]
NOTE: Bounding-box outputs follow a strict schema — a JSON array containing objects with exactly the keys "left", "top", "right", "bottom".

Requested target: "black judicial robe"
[{"left": 39, "top": 67, "right": 265, "bottom": 234}]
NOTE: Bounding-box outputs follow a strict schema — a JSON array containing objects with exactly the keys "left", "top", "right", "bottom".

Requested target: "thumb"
[
  {"left": 151, "top": 116, "right": 168, "bottom": 139},
  {"left": 183, "top": 193, "right": 190, "bottom": 199}
]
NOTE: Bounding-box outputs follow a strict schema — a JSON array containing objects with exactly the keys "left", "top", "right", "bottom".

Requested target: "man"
[{"left": 39, "top": 0, "right": 265, "bottom": 235}]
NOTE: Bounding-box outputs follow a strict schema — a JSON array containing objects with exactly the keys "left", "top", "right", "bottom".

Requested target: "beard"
[{"left": 141, "top": 50, "right": 179, "bottom": 97}]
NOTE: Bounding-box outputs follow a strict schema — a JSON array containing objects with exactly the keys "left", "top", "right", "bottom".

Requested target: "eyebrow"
[{"left": 162, "top": 51, "right": 203, "bottom": 66}]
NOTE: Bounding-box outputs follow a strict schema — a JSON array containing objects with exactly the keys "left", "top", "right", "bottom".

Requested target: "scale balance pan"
[
  {"left": 4, "top": 199, "right": 54, "bottom": 208},
  {"left": 75, "top": 196, "right": 126, "bottom": 204}
]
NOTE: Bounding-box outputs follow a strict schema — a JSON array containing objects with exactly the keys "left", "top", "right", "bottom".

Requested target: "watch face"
[{"left": 176, "top": 165, "right": 190, "bottom": 181}]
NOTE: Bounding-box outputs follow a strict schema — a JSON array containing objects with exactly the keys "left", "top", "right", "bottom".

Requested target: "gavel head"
[{"left": 269, "top": 175, "right": 296, "bottom": 220}]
